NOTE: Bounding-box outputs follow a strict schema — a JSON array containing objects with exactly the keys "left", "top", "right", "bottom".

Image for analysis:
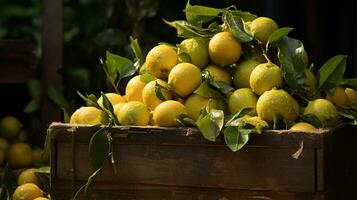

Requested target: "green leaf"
[
  {"left": 317, "top": 55, "right": 347, "bottom": 91},
  {"left": 130, "top": 36, "right": 143, "bottom": 70},
  {"left": 184, "top": 0, "right": 222, "bottom": 27},
  {"left": 0, "top": 166, "right": 17, "bottom": 198},
  {"left": 277, "top": 36, "right": 306, "bottom": 89},
  {"left": 46, "top": 85, "right": 72, "bottom": 114},
  {"left": 154, "top": 84, "right": 167, "bottom": 101},
  {"left": 301, "top": 114, "right": 324, "bottom": 128},
  {"left": 178, "top": 52, "right": 192, "bottom": 63},
  {"left": 242, "top": 117, "right": 269, "bottom": 134},
  {"left": 163, "top": 19, "right": 214, "bottom": 38},
  {"left": 35, "top": 170, "right": 50, "bottom": 193},
  {"left": 27, "top": 79, "right": 43, "bottom": 99},
  {"left": 89, "top": 128, "right": 110, "bottom": 171},
  {"left": 106, "top": 51, "right": 135, "bottom": 83},
  {"left": 224, "top": 126, "right": 251, "bottom": 152},
  {"left": 208, "top": 78, "right": 234, "bottom": 95},
  {"left": 194, "top": 80, "right": 223, "bottom": 98},
  {"left": 225, "top": 108, "right": 253, "bottom": 127},
  {"left": 225, "top": 11, "right": 253, "bottom": 43},
  {"left": 176, "top": 114, "right": 196, "bottom": 127},
  {"left": 100, "top": 92, "right": 119, "bottom": 125},
  {"left": 266, "top": 27, "right": 294, "bottom": 51},
  {"left": 337, "top": 107, "right": 357, "bottom": 121},
  {"left": 234, "top": 10, "right": 257, "bottom": 22},
  {"left": 0, "top": 185, "right": 9, "bottom": 200},
  {"left": 139, "top": 73, "right": 155, "bottom": 83},
  {"left": 340, "top": 78, "right": 357, "bottom": 90},
  {"left": 273, "top": 114, "right": 285, "bottom": 130},
  {"left": 24, "top": 99, "right": 40, "bottom": 113},
  {"left": 77, "top": 91, "right": 100, "bottom": 108},
  {"left": 196, "top": 109, "right": 224, "bottom": 141},
  {"left": 63, "top": 108, "right": 71, "bottom": 123}
]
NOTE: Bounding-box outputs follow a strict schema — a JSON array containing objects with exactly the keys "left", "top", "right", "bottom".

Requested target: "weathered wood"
[{"left": 49, "top": 122, "right": 326, "bottom": 148}]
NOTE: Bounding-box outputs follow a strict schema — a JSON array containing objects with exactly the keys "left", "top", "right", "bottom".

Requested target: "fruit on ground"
[
  {"left": 18, "top": 168, "right": 42, "bottom": 187},
  {"left": 345, "top": 88, "right": 357, "bottom": 104},
  {"left": 233, "top": 59, "right": 260, "bottom": 88},
  {"left": 256, "top": 89, "right": 299, "bottom": 122},
  {"left": 178, "top": 37, "right": 209, "bottom": 68},
  {"left": 153, "top": 100, "right": 188, "bottom": 127},
  {"left": 208, "top": 31, "right": 242, "bottom": 67},
  {"left": 97, "top": 93, "right": 126, "bottom": 108},
  {"left": 304, "top": 99, "right": 339, "bottom": 127},
  {"left": 17, "top": 129, "right": 29, "bottom": 142},
  {"left": 32, "top": 147, "right": 49, "bottom": 166},
  {"left": 249, "top": 62, "right": 283, "bottom": 95},
  {"left": 6, "top": 143, "right": 32, "bottom": 168},
  {"left": 125, "top": 75, "right": 148, "bottom": 102},
  {"left": 203, "top": 64, "right": 232, "bottom": 85},
  {"left": 142, "top": 79, "right": 172, "bottom": 110},
  {"left": 145, "top": 44, "right": 178, "bottom": 78},
  {"left": 13, "top": 183, "right": 43, "bottom": 200},
  {"left": 184, "top": 94, "right": 225, "bottom": 121},
  {"left": 70, "top": 106, "right": 108, "bottom": 125},
  {"left": 326, "top": 87, "right": 349, "bottom": 108},
  {"left": 250, "top": 17, "right": 279, "bottom": 45},
  {"left": 168, "top": 63, "right": 201, "bottom": 97},
  {"left": 116, "top": 102, "right": 150, "bottom": 126},
  {"left": 228, "top": 88, "right": 258, "bottom": 115},
  {"left": 289, "top": 122, "right": 317, "bottom": 131},
  {"left": 0, "top": 116, "right": 23, "bottom": 139}
]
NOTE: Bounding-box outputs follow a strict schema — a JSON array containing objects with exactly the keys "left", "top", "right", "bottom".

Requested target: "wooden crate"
[{"left": 49, "top": 122, "right": 357, "bottom": 200}]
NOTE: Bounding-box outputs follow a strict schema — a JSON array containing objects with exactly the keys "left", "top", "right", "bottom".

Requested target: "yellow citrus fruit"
[
  {"left": 116, "top": 102, "right": 150, "bottom": 126},
  {"left": 34, "top": 197, "right": 49, "bottom": 200},
  {"left": 0, "top": 138, "right": 9, "bottom": 150},
  {"left": 184, "top": 94, "right": 225, "bottom": 121},
  {"left": 233, "top": 59, "right": 260, "bottom": 88},
  {"left": 32, "top": 147, "right": 49, "bottom": 166},
  {"left": 113, "top": 103, "right": 125, "bottom": 116},
  {"left": 304, "top": 99, "right": 339, "bottom": 127},
  {"left": 70, "top": 106, "right": 108, "bottom": 125},
  {"left": 326, "top": 87, "right": 349, "bottom": 108},
  {"left": 0, "top": 149, "right": 5, "bottom": 166},
  {"left": 289, "top": 122, "right": 317, "bottom": 131},
  {"left": 256, "top": 89, "right": 299, "bottom": 122},
  {"left": 125, "top": 75, "right": 148, "bottom": 102},
  {"left": 97, "top": 93, "right": 126, "bottom": 108},
  {"left": 208, "top": 31, "right": 242, "bottom": 67},
  {"left": 142, "top": 79, "right": 173, "bottom": 110},
  {"left": 249, "top": 62, "right": 283, "bottom": 95},
  {"left": 145, "top": 44, "right": 178, "bottom": 78},
  {"left": 13, "top": 183, "right": 43, "bottom": 200},
  {"left": 6, "top": 143, "right": 32, "bottom": 168},
  {"left": 203, "top": 64, "right": 232, "bottom": 85},
  {"left": 0, "top": 116, "right": 23, "bottom": 139},
  {"left": 168, "top": 63, "right": 201, "bottom": 97},
  {"left": 18, "top": 168, "right": 42, "bottom": 187},
  {"left": 345, "top": 88, "right": 357, "bottom": 104},
  {"left": 178, "top": 37, "right": 209, "bottom": 68},
  {"left": 153, "top": 100, "right": 188, "bottom": 127},
  {"left": 228, "top": 88, "right": 258, "bottom": 115},
  {"left": 250, "top": 17, "right": 279, "bottom": 44},
  {"left": 304, "top": 69, "right": 317, "bottom": 92}
]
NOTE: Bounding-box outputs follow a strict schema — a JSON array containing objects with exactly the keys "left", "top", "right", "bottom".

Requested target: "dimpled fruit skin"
[
  {"left": 97, "top": 93, "right": 126, "bottom": 108},
  {"left": 125, "top": 75, "right": 147, "bottom": 103},
  {"left": 326, "top": 87, "right": 349, "bottom": 108},
  {"left": 233, "top": 59, "right": 260, "bottom": 89},
  {"left": 168, "top": 63, "right": 201, "bottom": 97},
  {"left": 256, "top": 89, "right": 299, "bottom": 122},
  {"left": 289, "top": 122, "right": 317, "bottom": 131},
  {"left": 250, "top": 17, "right": 278, "bottom": 44},
  {"left": 249, "top": 62, "right": 283, "bottom": 95},
  {"left": 13, "top": 183, "right": 43, "bottom": 200},
  {"left": 178, "top": 37, "right": 209, "bottom": 68},
  {"left": 208, "top": 31, "right": 242, "bottom": 67},
  {"left": 145, "top": 45, "right": 178, "bottom": 78},
  {"left": 142, "top": 79, "right": 172, "bottom": 110},
  {"left": 345, "top": 88, "right": 357, "bottom": 103},
  {"left": 153, "top": 100, "right": 188, "bottom": 127},
  {"left": 117, "top": 101, "right": 150, "bottom": 126},
  {"left": 228, "top": 88, "right": 258, "bottom": 115},
  {"left": 304, "top": 99, "right": 339, "bottom": 127}
]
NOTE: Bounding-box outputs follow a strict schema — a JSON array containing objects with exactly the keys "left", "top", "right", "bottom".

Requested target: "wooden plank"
[
  {"left": 49, "top": 122, "right": 326, "bottom": 148},
  {"left": 51, "top": 180, "right": 325, "bottom": 200},
  {"left": 55, "top": 142, "right": 316, "bottom": 192},
  {"left": 0, "top": 67, "right": 35, "bottom": 84},
  {"left": 42, "top": 0, "right": 63, "bottom": 130}
]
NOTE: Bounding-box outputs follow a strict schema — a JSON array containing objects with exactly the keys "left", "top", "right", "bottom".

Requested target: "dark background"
[{"left": 1, "top": 0, "right": 357, "bottom": 121}]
